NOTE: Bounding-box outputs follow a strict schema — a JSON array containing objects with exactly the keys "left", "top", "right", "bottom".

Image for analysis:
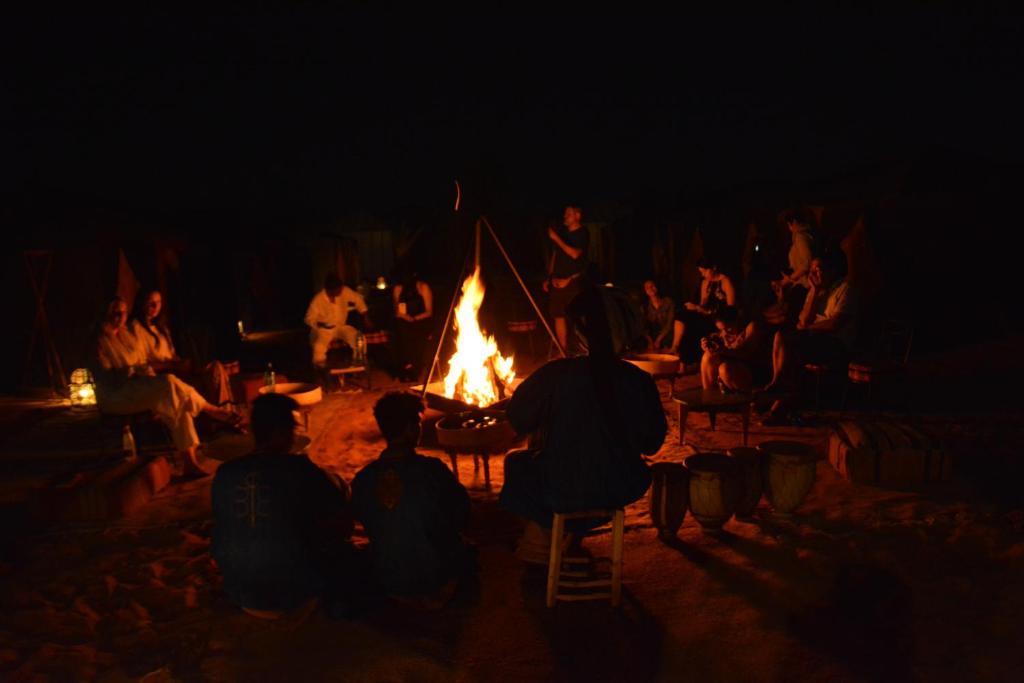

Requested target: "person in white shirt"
[
  {"left": 93, "top": 297, "right": 239, "bottom": 477},
  {"left": 304, "top": 273, "right": 372, "bottom": 367}
]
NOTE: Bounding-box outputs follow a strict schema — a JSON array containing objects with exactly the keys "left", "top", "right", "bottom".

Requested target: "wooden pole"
[{"left": 421, "top": 247, "right": 472, "bottom": 399}]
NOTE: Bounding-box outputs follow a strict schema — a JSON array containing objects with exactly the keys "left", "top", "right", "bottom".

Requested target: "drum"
[
  {"left": 727, "top": 447, "right": 764, "bottom": 519},
  {"left": 648, "top": 462, "right": 689, "bottom": 541},
  {"left": 684, "top": 453, "right": 739, "bottom": 533},
  {"left": 758, "top": 440, "right": 817, "bottom": 517}
]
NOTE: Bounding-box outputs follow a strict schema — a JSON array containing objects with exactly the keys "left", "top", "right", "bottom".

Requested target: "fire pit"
[{"left": 435, "top": 409, "right": 517, "bottom": 490}]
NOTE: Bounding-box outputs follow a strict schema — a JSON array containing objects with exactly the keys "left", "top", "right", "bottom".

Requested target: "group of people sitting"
[
  {"left": 210, "top": 283, "right": 667, "bottom": 617},
  {"left": 638, "top": 209, "right": 859, "bottom": 423},
  {"left": 92, "top": 290, "right": 243, "bottom": 476}
]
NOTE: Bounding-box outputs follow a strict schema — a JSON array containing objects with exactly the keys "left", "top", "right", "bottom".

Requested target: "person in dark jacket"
[
  {"left": 500, "top": 284, "right": 667, "bottom": 558},
  {"left": 212, "top": 393, "right": 354, "bottom": 615},
  {"left": 352, "top": 391, "right": 474, "bottom": 605}
]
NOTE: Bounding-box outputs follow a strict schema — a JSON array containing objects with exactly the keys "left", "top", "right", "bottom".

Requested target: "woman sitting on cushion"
[
  {"left": 132, "top": 288, "right": 236, "bottom": 408},
  {"left": 94, "top": 297, "right": 239, "bottom": 476}
]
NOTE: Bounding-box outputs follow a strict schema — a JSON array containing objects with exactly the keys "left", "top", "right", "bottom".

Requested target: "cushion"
[{"left": 829, "top": 420, "right": 951, "bottom": 486}]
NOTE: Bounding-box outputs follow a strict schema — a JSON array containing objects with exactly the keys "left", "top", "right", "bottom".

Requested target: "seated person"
[
  {"left": 668, "top": 257, "right": 736, "bottom": 363},
  {"left": 392, "top": 269, "right": 434, "bottom": 382},
  {"left": 351, "top": 392, "right": 474, "bottom": 605},
  {"left": 699, "top": 306, "right": 767, "bottom": 393},
  {"left": 641, "top": 279, "right": 674, "bottom": 351},
  {"left": 132, "top": 288, "right": 236, "bottom": 409},
  {"left": 499, "top": 285, "right": 667, "bottom": 557},
  {"left": 304, "top": 272, "right": 372, "bottom": 370},
  {"left": 212, "top": 393, "right": 355, "bottom": 615},
  {"left": 762, "top": 250, "right": 859, "bottom": 420},
  {"left": 93, "top": 297, "right": 236, "bottom": 477}
]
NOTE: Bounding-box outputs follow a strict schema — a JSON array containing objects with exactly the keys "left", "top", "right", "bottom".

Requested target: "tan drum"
[
  {"left": 758, "top": 440, "right": 817, "bottom": 517},
  {"left": 727, "top": 447, "right": 764, "bottom": 519},
  {"left": 684, "top": 453, "right": 739, "bottom": 533},
  {"left": 649, "top": 462, "right": 689, "bottom": 541}
]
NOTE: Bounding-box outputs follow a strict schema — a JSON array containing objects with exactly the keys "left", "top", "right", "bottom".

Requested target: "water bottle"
[
  {"left": 122, "top": 424, "right": 137, "bottom": 460},
  {"left": 264, "top": 362, "right": 276, "bottom": 389},
  {"left": 355, "top": 331, "right": 366, "bottom": 366}
]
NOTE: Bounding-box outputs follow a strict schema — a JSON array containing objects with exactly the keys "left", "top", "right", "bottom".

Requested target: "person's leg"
[
  {"left": 145, "top": 375, "right": 210, "bottom": 475},
  {"left": 554, "top": 316, "right": 568, "bottom": 353},
  {"left": 766, "top": 329, "right": 785, "bottom": 389},
  {"left": 668, "top": 320, "right": 684, "bottom": 355},
  {"left": 700, "top": 350, "right": 719, "bottom": 390},
  {"left": 337, "top": 325, "right": 358, "bottom": 351},
  {"left": 719, "top": 360, "right": 754, "bottom": 392},
  {"left": 311, "top": 327, "right": 333, "bottom": 367},
  {"left": 201, "top": 361, "right": 234, "bottom": 406}
]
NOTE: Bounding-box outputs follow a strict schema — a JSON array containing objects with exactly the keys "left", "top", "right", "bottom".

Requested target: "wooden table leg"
[
  {"left": 677, "top": 403, "right": 689, "bottom": 446},
  {"left": 741, "top": 405, "right": 750, "bottom": 446}
]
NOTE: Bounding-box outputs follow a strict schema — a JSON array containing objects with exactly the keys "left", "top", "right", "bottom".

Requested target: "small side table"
[{"left": 671, "top": 387, "right": 752, "bottom": 447}]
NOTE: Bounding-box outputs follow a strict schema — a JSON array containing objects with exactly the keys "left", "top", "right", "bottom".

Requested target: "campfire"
[{"left": 441, "top": 267, "right": 516, "bottom": 407}]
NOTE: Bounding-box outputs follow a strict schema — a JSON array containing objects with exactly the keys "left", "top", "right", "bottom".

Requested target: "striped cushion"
[{"left": 829, "top": 420, "right": 951, "bottom": 485}]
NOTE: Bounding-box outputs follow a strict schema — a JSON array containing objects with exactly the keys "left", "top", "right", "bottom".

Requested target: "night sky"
[{"left": 6, "top": 13, "right": 1024, "bottom": 222}]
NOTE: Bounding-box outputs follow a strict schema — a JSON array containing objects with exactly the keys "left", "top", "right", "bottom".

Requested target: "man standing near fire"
[{"left": 543, "top": 205, "right": 590, "bottom": 354}]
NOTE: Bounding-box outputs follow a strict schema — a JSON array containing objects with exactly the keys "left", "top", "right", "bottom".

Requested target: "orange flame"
[{"left": 443, "top": 268, "right": 515, "bottom": 407}]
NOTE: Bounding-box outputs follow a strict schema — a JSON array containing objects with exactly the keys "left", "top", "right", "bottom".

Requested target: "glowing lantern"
[
  {"left": 68, "top": 368, "right": 97, "bottom": 408},
  {"left": 376, "top": 276, "right": 388, "bottom": 290}
]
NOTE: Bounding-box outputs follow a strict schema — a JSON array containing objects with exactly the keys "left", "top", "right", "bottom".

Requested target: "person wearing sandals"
[
  {"left": 132, "top": 288, "right": 238, "bottom": 411},
  {"left": 93, "top": 297, "right": 240, "bottom": 476}
]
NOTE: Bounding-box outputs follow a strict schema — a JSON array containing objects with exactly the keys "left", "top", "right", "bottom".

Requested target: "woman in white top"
[
  {"left": 94, "top": 297, "right": 236, "bottom": 477},
  {"left": 131, "top": 290, "right": 235, "bottom": 408}
]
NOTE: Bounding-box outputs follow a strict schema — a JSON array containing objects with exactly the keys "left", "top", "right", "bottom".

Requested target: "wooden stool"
[
  {"left": 546, "top": 509, "right": 625, "bottom": 607},
  {"left": 329, "top": 365, "right": 371, "bottom": 391},
  {"left": 803, "top": 362, "right": 833, "bottom": 410}
]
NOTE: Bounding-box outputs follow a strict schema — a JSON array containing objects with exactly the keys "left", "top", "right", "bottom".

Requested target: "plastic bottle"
[
  {"left": 264, "top": 362, "right": 276, "bottom": 389},
  {"left": 354, "top": 331, "right": 366, "bottom": 366},
  {"left": 122, "top": 424, "right": 137, "bottom": 460}
]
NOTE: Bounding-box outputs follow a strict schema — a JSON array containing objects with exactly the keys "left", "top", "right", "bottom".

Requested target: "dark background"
[{"left": 3, "top": 13, "right": 1022, "bottom": 390}]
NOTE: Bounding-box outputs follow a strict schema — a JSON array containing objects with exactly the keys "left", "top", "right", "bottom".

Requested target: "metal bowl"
[
  {"left": 258, "top": 382, "right": 323, "bottom": 406},
  {"left": 435, "top": 409, "right": 516, "bottom": 450}
]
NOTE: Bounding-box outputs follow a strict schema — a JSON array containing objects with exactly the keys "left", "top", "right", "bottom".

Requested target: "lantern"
[
  {"left": 68, "top": 368, "right": 97, "bottom": 408},
  {"left": 376, "top": 276, "right": 388, "bottom": 290}
]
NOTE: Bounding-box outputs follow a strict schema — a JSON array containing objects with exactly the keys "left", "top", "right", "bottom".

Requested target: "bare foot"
[{"left": 181, "top": 452, "right": 219, "bottom": 478}]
